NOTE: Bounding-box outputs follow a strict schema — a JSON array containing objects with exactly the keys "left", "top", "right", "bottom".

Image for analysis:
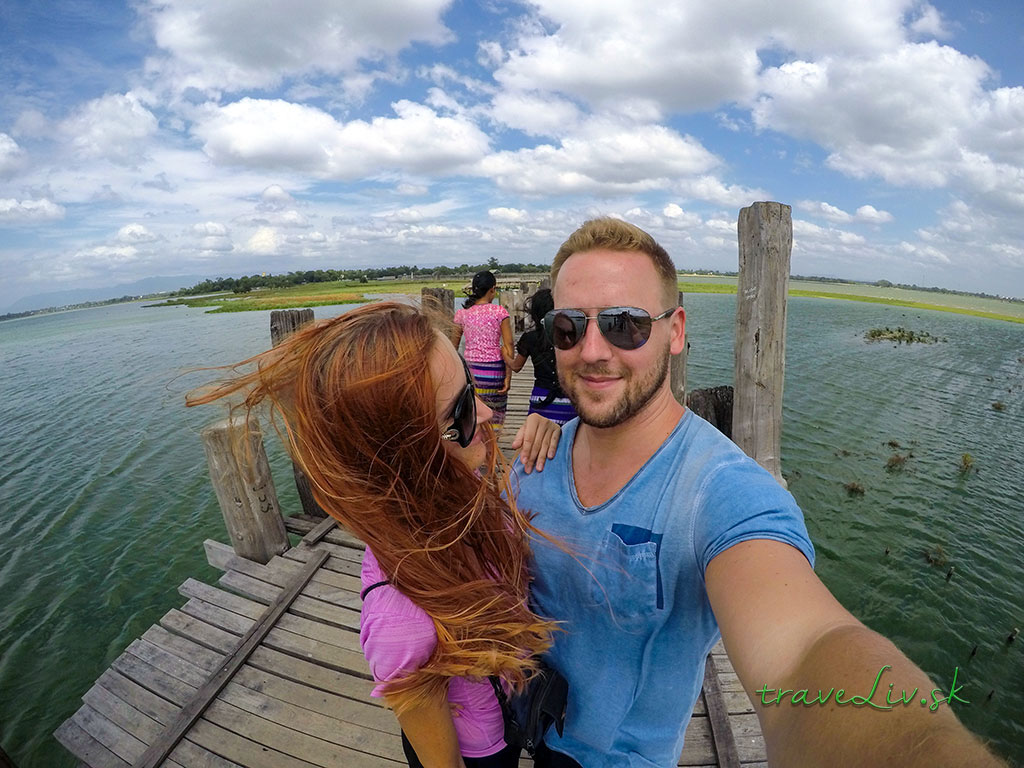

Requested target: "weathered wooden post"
[
  {"left": 201, "top": 417, "right": 289, "bottom": 563},
  {"left": 670, "top": 290, "right": 687, "bottom": 405},
  {"left": 270, "top": 309, "right": 325, "bottom": 519},
  {"left": 421, "top": 286, "right": 455, "bottom": 316},
  {"left": 733, "top": 202, "right": 791, "bottom": 485},
  {"left": 270, "top": 308, "right": 314, "bottom": 347}
]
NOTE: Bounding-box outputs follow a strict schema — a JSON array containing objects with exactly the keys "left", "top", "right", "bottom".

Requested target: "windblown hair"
[
  {"left": 552, "top": 217, "right": 678, "bottom": 306},
  {"left": 187, "top": 302, "right": 556, "bottom": 712},
  {"left": 463, "top": 270, "right": 497, "bottom": 309}
]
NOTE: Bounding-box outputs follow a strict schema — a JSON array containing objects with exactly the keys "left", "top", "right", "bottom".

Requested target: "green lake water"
[{"left": 1, "top": 296, "right": 1021, "bottom": 765}]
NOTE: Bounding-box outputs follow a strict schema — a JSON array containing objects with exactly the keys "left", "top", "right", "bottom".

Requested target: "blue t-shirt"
[{"left": 512, "top": 411, "right": 815, "bottom": 768}]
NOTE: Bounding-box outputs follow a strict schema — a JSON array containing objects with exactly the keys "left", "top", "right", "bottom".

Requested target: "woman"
[
  {"left": 454, "top": 271, "right": 514, "bottom": 430},
  {"left": 510, "top": 289, "right": 577, "bottom": 426},
  {"left": 187, "top": 302, "right": 561, "bottom": 767}
]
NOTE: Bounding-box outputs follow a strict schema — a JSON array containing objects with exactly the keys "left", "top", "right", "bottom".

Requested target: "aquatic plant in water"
[{"left": 864, "top": 326, "right": 946, "bottom": 344}]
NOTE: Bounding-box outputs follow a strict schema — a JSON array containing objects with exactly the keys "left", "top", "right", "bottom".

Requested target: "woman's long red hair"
[{"left": 187, "top": 302, "right": 556, "bottom": 712}]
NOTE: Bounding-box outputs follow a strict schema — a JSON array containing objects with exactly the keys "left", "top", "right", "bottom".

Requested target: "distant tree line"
[
  {"left": 788, "top": 274, "right": 1022, "bottom": 304},
  {"left": 0, "top": 294, "right": 152, "bottom": 323},
  {"left": 870, "top": 279, "right": 1023, "bottom": 304},
  {"left": 174, "top": 261, "right": 552, "bottom": 296}
]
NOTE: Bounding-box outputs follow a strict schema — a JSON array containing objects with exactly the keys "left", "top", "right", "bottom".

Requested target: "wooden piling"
[
  {"left": 269, "top": 308, "right": 314, "bottom": 347},
  {"left": 733, "top": 201, "right": 792, "bottom": 485},
  {"left": 269, "top": 309, "right": 325, "bottom": 519},
  {"left": 421, "top": 286, "right": 455, "bottom": 316},
  {"left": 200, "top": 417, "right": 289, "bottom": 564}
]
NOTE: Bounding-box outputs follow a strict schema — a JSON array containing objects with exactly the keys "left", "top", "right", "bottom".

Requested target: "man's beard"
[{"left": 560, "top": 345, "right": 671, "bottom": 429}]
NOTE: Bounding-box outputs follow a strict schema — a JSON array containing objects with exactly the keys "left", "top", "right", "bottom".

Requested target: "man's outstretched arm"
[{"left": 706, "top": 539, "right": 1006, "bottom": 767}]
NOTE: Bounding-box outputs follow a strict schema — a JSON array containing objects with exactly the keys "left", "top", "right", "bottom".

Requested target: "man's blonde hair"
[{"left": 552, "top": 217, "right": 678, "bottom": 306}]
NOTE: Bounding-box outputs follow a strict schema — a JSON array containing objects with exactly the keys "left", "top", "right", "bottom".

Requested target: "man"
[{"left": 512, "top": 218, "right": 1004, "bottom": 767}]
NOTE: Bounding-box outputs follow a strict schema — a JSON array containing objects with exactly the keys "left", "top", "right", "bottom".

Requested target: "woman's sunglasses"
[
  {"left": 543, "top": 306, "right": 676, "bottom": 351},
  {"left": 440, "top": 358, "right": 477, "bottom": 448}
]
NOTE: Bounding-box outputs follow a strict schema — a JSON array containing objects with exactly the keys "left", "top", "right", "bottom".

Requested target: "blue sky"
[{"left": 2, "top": 0, "right": 1023, "bottom": 310}]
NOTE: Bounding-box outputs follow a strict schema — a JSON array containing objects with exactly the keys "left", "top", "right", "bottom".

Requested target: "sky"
[{"left": 2, "top": 0, "right": 1023, "bottom": 311}]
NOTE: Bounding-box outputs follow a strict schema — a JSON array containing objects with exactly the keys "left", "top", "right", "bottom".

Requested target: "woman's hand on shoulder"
[{"left": 512, "top": 413, "right": 560, "bottom": 474}]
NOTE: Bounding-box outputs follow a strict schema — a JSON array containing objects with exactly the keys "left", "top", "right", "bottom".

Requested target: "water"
[{"left": 1, "top": 297, "right": 1021, "bottom": 765}]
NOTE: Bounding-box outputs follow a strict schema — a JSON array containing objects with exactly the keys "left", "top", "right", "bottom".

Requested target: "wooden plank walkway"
[{"left": 55, "top": 369, "right": 767, "bottom": 768}]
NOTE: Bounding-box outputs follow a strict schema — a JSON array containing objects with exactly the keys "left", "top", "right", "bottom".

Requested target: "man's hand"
[{"left": 511, "top": 412, "right": 560, "bottom": 473}]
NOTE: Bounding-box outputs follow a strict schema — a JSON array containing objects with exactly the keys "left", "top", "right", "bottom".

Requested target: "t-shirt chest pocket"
[{"left": 589, "top": 524, "right": 663, "bottom": 631}]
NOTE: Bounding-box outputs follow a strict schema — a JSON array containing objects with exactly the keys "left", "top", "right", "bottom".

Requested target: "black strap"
[
  {"left": 489, "top": 676, "right": 511, "bottom": 709},
  {"left": 360, "top": 580, "right": 390, "bottom": 600}
]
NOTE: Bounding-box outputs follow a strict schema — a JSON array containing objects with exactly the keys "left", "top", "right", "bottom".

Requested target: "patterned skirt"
[
  {"left": 467, "top": 359, "right": 508, "bottom": 427},
  {"left": 527, "top": 385, "right": 578, "bottom": 426}
]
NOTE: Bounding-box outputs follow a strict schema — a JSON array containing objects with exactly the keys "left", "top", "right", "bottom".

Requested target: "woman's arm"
[
  {"left": 510, "top": 352, "right": 528, "bottom": 373},
  {"left": 389, "top": 691, "right": 466, "bottom": 768},
  {"left": 499, "top": 317, "right": 514, "bottom": 394},
  {"left": 500, "top": 317, "right": 514, "bottom": 365}
]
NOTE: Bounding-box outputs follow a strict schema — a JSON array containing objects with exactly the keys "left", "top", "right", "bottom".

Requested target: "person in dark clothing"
[{"left": 511, "top": 288, "right": 578, "bottom": 426}]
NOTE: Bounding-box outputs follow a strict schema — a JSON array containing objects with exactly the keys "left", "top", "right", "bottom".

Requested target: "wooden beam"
[
  {"left": 701, "top": 654, "right": 741, "bottom": 768},
  {"left": 733, "top": 201, "right": 791, "bottom": 485}
]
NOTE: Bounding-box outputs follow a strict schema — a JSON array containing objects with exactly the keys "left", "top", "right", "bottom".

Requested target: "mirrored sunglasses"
[
  {"left": 441, "top": 358, "right": 477, "bottom": 448},
  {"left": 543, "top": 306, "right": 676, "bottom": 351}
]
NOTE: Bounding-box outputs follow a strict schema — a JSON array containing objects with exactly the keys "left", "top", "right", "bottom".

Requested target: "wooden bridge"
[{"left": 55, "top": 202, "right": 794, "bottom": 767}]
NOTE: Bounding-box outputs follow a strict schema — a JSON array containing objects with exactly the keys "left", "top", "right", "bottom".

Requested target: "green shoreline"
[
  {"left": 145, "top": 278, "right": 1024, "bottom": 325},
  {"left": 786, "top": 289, "right": 1024, "bottom": 324}
]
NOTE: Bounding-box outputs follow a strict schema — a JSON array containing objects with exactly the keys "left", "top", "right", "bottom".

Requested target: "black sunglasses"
[
  {"left": 441, "top": 358, "right": 477, "bottom": 448},
  {"left": 543, "top": 306, "right": 676, "bottom": 351}
]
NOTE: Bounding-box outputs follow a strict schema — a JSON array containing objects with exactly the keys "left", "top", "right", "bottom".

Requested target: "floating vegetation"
[
  {"left": 959, "top": 453, "right": 975, "bottom": 474},
  {"left": 834, "top": 448, "right": 852, "bottom": 457},
  {"left": 844, "top": 481, "right": 865, "bottom": 496},
  {"left": 923, "top": 545, "right": 948, "bottom": 567},
  {"left": 865, "top": 326, "right": 946, "bottom": 344},
  {"left": 886, "top": 453, "right": 909, "bottom": 471},
  {"left": 886, "top": 439, "right": 901, "bottom": 449},
  {"left": 992, "top": 401, "right": 1006, "bottom": 412}
]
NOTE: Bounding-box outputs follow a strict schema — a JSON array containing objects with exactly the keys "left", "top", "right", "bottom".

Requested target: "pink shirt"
[
  {"left": 453, "top": 303, "right": 509, "bottom": 362},
  {"left": 359, "top": 547, "right": 507, "bottom": 758}
]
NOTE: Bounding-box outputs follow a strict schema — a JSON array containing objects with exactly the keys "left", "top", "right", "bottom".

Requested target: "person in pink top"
[
  {"left": 454, "top": 271, "right": 514, "bottom": 429},
  {"left": 188, "top": 301, "right": 562, "bottom": 768}
]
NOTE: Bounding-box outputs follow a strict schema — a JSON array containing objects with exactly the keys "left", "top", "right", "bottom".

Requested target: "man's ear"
[{"left": 669, "top": 308, "right": 686, "bottom": 355}]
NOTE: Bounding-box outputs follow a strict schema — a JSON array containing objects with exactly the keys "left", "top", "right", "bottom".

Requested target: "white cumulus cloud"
[
  {"left": 246, "top": 226, "right": 280, "bottom": 254},
  {"left": 140, "top": 0, "right": 453, "bottom": 93},
  {"left": 116, "top": 224, "right": 159, "bottom": 243},
  {"left": 0, "top": 133, "right": 25, "bottom": 176},
  {"left": 0, "top": 198, "right": 66, "bottom": 223},
  {"left": 489, "top": 207, "right": 528, "bottom": 222},
  {"left": 58, "top": 93, "right": 158, "bottom": 162},
  {"left": 194, "top": 98, "right": 490, "bottom": 178},
  {"left": 478, "top": 118, "right": 717, "bottom": 195}
]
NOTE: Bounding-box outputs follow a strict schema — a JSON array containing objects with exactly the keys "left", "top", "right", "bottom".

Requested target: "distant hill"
[{"left": 4, "top": 275, "right": 213, "bottom": 313}]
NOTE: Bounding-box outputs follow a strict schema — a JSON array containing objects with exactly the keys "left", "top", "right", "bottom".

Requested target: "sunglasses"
[
  {"left": 440, "top": 358, "right": 477, "bottom": 448},
  {"left": 543, "top": 306, "right": 676, "bottom": 351}
]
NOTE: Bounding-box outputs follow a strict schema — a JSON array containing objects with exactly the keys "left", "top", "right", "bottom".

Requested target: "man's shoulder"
[{"left": 658, "top": 412, "right": 785, "bottom": 505}]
